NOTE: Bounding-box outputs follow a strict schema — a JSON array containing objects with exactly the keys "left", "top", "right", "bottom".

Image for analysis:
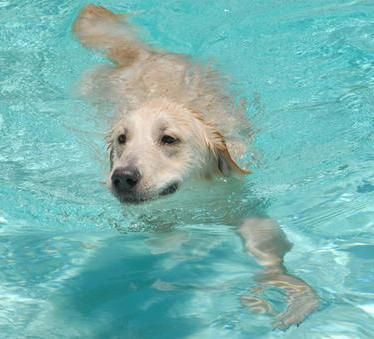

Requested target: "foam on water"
[{"left": 0, "top": 1, "right": 373, "bottom": 338}]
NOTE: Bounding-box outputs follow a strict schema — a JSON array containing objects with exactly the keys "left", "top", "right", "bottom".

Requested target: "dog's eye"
[
  {"left": 161, "top": 135, "right": 179, "bottom": 145},
  {"left": 117, "top": 134, "right": 127, "bottom": 144}
]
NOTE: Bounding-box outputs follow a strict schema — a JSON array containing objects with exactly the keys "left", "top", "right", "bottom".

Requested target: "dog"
[{"left": 73, "top": 5, "right": 319, "bottom": 330}]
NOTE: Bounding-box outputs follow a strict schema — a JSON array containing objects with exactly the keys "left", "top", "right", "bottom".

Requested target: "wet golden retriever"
[{"left": 73, "top": 5, "right": 319, "bottom": 329}]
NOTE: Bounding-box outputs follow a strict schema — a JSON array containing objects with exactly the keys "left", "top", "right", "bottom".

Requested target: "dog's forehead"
[
  {"left": 137, "top": 101, "right": 183, "bottom": 120},
  {"left": 127, "top": 101, "right": 194, "bottom": 130}
]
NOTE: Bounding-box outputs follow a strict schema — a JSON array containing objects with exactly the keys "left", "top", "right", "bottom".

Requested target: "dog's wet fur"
[{"left": 73, "top": 5, "right": 319, "bottom": 330}]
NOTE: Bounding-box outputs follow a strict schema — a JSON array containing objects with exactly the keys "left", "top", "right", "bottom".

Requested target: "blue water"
[{"left": 1, "top": 1, "right": 373, "bottom": 338}]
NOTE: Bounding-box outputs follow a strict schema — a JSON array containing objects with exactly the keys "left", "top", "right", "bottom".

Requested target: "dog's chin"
[{"left": 112, "top": 182, "right": 180, "bottom": 205}]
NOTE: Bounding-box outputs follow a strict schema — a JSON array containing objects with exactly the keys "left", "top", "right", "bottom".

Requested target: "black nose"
[{"left": 111, "top": 166, "right": 141, "bottom": 191}]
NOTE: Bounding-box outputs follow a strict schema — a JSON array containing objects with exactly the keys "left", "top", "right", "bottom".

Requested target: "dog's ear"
[
  {"left": 106, "top": 134, "right": 114, "bottom": 170},
  {"left": 109, "top": 147, "right": 114, "bottom": 170},
  {"left": 204, "top": 124, "right": 251, "bottom": 176},
  {"left": 216, "top": 142, "right": 250, "bottom": 176}
]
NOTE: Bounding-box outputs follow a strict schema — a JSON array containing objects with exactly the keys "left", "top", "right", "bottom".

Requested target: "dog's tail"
[{"left": 73, "top": 5, "right": 149, "bottom": 66}]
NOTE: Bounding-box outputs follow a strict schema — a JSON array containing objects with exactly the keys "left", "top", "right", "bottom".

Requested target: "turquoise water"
[{"left": 1, "top": 0, "right": 373, "bottom": 338}]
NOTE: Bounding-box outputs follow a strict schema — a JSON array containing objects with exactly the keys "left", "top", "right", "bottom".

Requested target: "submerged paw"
[
  {"left": 241, "top": 295, "right": 275, "bottom": 315},
  {"left": 272, "top": 292, "right": 320, "bottom": 330}
]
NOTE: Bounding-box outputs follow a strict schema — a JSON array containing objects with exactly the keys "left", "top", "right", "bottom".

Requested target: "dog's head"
[{"left": 107, "top": 98, "right": 249, "bottom": 203}]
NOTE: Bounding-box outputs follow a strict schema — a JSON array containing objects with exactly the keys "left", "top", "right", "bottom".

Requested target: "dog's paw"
[
  {"left": 241, "top": 295, "right": 275, "bottom": 315},
  {"left": 272, "top": 290, "right": 320, "bottom": 330}
]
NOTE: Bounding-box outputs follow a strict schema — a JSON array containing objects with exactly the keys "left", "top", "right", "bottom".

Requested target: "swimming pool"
[{"left": 0, "top": 0, "right": 373, "bottom": 337}]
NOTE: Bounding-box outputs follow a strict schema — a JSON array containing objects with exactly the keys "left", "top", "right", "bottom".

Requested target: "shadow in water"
[{"left": 47, "top": 233, "right": 208, "bottom": 339}]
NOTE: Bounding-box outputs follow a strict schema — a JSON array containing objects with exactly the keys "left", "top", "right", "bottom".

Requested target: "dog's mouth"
[
  {"left": 113, "top": 182, "right": 180, "bottom": 204},
  {"left": 159, "top": 182, "right": 179, "bottom": 196}
]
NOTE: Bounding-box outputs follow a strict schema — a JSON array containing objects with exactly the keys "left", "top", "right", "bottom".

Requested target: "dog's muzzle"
[
  {"left": 111, "top": 166, "right": 141, "bottom": 192},
  {"left": 110, "top": 167, "right": 180, "bottom": 203}
]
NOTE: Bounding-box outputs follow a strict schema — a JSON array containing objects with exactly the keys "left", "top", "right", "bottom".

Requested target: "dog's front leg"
[{"left": 239, "top": 218, "right": 320, "bottom": 330}]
